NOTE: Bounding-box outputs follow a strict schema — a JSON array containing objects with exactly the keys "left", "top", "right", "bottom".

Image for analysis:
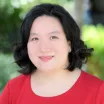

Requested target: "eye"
[
  {"left": 50, "top": 36, "right": 58, "bottom": 40},
  {"left": 31, "top": 37, "right": 39, "bottom": 41}
]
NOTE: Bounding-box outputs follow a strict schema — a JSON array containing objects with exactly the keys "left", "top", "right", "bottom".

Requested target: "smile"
[{"left": 39, "top": 56, "right": 54, "bottom": 62}]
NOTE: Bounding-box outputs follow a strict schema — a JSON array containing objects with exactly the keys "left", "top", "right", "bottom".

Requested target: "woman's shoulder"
[
  {"left": 0, "top": 74, "right": 30, "bottom": 103},
  {"left": 8, "top": 74, "right": 30, "bottom": 89},
  {"left": 80, "top": 71, "right": 104, "bottom": 103},
  {"left": 81, "top": 70, "right": 103, "bottom": 87}
]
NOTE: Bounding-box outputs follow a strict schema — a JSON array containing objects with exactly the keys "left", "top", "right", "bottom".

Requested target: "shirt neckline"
[{"left": 28, "top": 70, "right": 83, "bottom": 99}]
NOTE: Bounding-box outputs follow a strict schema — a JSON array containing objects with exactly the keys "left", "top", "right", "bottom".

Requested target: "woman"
[{"left": 0, "top": 3, "right": 104, "bottom": 104}]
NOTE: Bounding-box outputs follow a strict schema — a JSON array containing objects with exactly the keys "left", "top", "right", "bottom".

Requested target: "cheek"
[
  {"left": 27, "top": 43, "right": 39, "bottom": 66},
  {"left": 27, "top": 43, "right": 37, "bottom": 57},
  {"left": 55, "top": 42, "right": 69, "bottom": 54},
  {"left": 27, "top": 43, "right": 32, "bottom": 55}
]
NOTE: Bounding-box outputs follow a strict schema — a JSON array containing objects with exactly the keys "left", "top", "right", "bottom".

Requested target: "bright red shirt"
[{"left": 0, "top": 71, "right": 104, "bottom": 104}]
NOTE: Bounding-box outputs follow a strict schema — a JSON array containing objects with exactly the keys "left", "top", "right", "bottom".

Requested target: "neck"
[{"left": 31, "top": 68, "right": 80, "bottom": 84}]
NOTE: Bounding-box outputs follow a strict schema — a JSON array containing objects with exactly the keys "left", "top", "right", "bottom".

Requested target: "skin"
[
  {"left": 27, "top": 15, "right": 81, "bottom": 97},
  {"left": 28, "top": 15, "right": 71, "bottom": 73}
]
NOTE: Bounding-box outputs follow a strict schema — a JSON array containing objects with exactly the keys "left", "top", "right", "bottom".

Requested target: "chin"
[{"left": 37, "top": 66, "right": 57, "bottom": 72}]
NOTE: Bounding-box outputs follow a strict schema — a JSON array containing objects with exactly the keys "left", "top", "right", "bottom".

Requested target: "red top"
[{"left": 0, "top": 71, "right": 104, "bottom": 104}]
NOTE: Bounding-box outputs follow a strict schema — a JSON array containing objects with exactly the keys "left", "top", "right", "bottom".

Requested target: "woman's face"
[{"left": 27, "top": 15, "right": 71, "bottom": 72}]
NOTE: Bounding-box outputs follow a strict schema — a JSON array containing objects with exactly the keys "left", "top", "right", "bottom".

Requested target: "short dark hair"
[{"left": 13, "top": 3, "right": 93, "bottom": 74}]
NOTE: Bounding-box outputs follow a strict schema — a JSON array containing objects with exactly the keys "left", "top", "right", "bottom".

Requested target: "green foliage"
[
  {"left": 82, "top": 25, "right": 104, "bottom": 79},
  {"left": 0, "top": 0, "right": 22, "bottom": 53},
  {"left": 0, "top": 53, "right": 19, "bottom": 93}
]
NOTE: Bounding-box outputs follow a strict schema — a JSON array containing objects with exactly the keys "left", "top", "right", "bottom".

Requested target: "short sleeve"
[{"left": 0, "top": 82, "right": 10, "bottom": 104}]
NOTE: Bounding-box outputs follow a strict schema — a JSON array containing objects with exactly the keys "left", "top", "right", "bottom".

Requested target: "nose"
[{"left": 39, "top": 39, "right": 52, "bottom": 53}]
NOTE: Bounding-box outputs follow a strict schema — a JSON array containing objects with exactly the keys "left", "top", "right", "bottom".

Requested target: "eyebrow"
[
  {"left": 30, "top": 30, "right": 60, "bottom": 36},
  {"left": 48, "top": 30, "right": 60, "bottom": 35}
]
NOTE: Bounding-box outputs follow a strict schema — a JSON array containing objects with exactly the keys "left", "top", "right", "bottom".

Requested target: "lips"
[{"left": 39, "top": 56, "right": 54, "bottom": 62}]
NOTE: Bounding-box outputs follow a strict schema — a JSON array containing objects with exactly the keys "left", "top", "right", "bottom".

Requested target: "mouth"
[{"left": 39, "top": 56, "right": 54, "bottom": 62}]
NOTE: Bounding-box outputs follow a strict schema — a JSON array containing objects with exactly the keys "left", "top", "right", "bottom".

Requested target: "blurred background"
[{"left": 0, "top": 0, "right": 104, "bottom": 93}]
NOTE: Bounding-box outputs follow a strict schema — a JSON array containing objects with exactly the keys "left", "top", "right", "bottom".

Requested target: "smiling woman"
[{"left": 0, "top": 3, "right": 104, "bottom": 104}]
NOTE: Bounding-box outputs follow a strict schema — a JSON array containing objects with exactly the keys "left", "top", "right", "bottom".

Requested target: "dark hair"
[{"left": 13, "top": 3, "right": 93, "bottom": 74}]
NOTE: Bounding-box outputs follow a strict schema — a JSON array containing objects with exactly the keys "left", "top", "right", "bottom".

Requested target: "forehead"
[{"left": 30, "top": 15, "right": 64, "bottom": 34}]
